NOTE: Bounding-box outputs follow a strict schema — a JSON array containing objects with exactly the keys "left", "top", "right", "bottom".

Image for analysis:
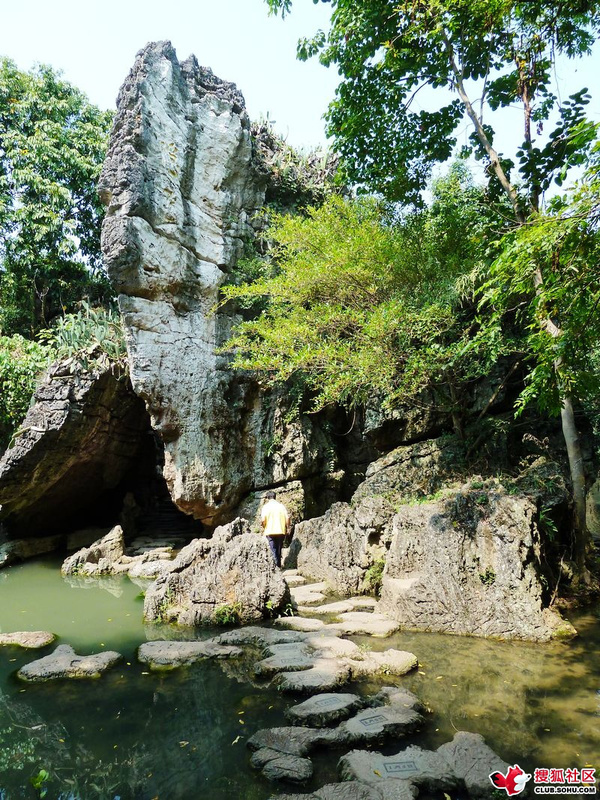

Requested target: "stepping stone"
[
  {"left": 248, "top": 725, "right": 337, "bottom": 757},
  {"left": 339, "top": 703, "right": 423, "bottom": 745},
  {"left": 255, "top": 643, "right": 314, "bottom": 677},
  {"left": 284, "top": 574, "right": 308, "bottom": 587},
  {"left": 138, "top": 639, "right": 243, "bottom": 670},
  {"left": 437, "top": 731, "right": 510, "bottom": 798},
  {"left": 350, "top": 649, "right": 418, "bottom": 678},
  {"left": 17, "top": 644, "right": 121, "bottom": 682},
  {"left": 218, "top": 626, "right": 305, "bottom": 648},
  {"left": 327, "top": 612, "right": 400, "bottom": 637},
  {"left": 286, "top": 693, "right": 364, "bottom": 727},
  {"left": 274, "top": 617, "right": 325, "bottom": 632},
  {"left": 300, "top": 601, "right": 354, "bottom": 615},
  {"left": 339, "top": 746, "right": 459, "bottom": 794},
  {"left": 347, "top": 597, "right": 378, "bottom": 610},
  {"left": 304, "top": 635, "right": 362, "bottom": 660},
  {"left": 372, "top": 687, "right": 425, "bottom": 713},
  {"left": 277, "top": 658, "right": 352, "bottom": 694},
  {"left": 0, "top": 631, "right": 55, "bottom": 649},
  {"left": 251, "top": 747, "right": 313, "bottom": 783},
  {"left": 290, "top": 584, "right": 328, "bottom": 605}
]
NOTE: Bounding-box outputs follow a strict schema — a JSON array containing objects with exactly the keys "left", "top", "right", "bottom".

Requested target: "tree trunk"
[
  {"left": 442, "top": 30, "right": 590, "bottom": 577},
  {"left": 560, "top": 395, "right": 590, "bottom": 582}
]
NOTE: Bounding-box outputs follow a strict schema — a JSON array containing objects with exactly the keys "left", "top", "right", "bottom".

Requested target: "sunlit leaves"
[{"left": 0, "top": 58, "right": 113, "bottom": 336}]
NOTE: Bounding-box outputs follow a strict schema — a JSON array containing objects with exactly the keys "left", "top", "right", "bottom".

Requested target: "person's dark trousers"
[{"left": 267, "top": 535, "right": 284, "bottom": 567}]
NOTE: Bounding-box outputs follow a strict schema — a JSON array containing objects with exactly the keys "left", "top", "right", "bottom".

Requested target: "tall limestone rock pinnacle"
[{"left": 99, "top": 42, "right": 267, "bottom": 525}]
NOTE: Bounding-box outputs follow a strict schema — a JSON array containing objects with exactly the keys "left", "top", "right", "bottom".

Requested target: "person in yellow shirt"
[{"left": 260, "top": 490, "right": 290, "bottom": 568}]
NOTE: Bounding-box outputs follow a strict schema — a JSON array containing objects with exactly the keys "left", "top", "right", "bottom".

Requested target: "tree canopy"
[
  {"left": 266, "top": 0, "right": 600, "bottom": 210},
  {"left": 221, "top": 164, "right": 504, "bottom": 416},
  {"left": 0, "top": 58, "right": 113, "bottom": 336}
]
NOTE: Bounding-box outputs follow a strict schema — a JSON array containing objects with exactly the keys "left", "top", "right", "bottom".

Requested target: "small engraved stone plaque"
[
  {"left": 384, "top": 760, "right": 417, "bottom": 774},
  {"left": 359, "top": 714, "right": 387, "bottom": 727},
  {"left": 314, "top": 697, "right": 339, "bottom": 708}
]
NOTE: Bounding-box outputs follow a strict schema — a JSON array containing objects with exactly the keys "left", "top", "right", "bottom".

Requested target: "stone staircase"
[{"left": 280, "top": 570, "right": 397, "bottom": 637}]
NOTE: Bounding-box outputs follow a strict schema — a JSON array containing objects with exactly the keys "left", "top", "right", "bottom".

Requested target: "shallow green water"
[{"left": 0, "top": 558, "right": 598, "bottom": 799}]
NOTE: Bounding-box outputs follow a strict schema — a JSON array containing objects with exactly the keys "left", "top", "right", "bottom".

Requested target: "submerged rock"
[
  {"left": 0, "top": 631, "right": 56, "bottom": 649},
  {"left": 17, "top": 644, "right": 122, "bottom": 682},
  {"left": 143, "top": 518, "right": 288, "bottom": 625},
  {"left": 251, "top": 748, "right": 313, "bottom": 784}
]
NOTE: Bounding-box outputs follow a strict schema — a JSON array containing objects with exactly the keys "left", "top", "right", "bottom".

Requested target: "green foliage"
[
  {"left": 0, "top": 58, "right": 114, "bottom": 336},
  {"left": 213, "top": 603, "right": 243, "bottom": 626},
  {"left": 30, "top": 768, "right": 50, "bottom": 798},
  {"left": 363, "top": 557, "right": 386, "bottom": 596},
  {"left": 221, "top": 171, "right": 502, "bottom": 416},
  {"left": 0, "top": 334, "right": 50, "bottom": 449},
  {"left": 479, "top": 567, "right": 496, "bottom": 586},
  {"left": 252, "top": 120, "right": 341, "bottom": 214},
  {"left": 0, "top": 303, "right": 126, "bottom": 451},
  {"left": 37, "top": 301, "right": 127, "bottom": 371},
  {"left": 265, "top": 0, "right": 600, "bottom": 207},
  {"left": 539, "top": 505, "right": 559, "bottom": 542},
  {"left": 477, "top": 159, "right": 600, "bottom": 417}
]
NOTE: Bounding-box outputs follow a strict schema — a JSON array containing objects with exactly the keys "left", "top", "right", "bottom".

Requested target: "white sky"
[
  {"left": 1, "top": 0, "right": 599, "bottom": 186},
  {"left": 0, "top": 0, "right": 338, "bottom": 149}
]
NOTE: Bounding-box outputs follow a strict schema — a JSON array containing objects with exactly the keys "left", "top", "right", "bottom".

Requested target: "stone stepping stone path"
[
  {"left": 271, "top": 731, "right": 510, "bottom": 798},
  {"left": 0, "top": 631, "right": 55, "bottom": 649},
  {"left": 17, "top": 644, "right": 122, "bottom": 682},
  {"left": 282, "top": 570, "right": 308, "bottom": 588},
  {"left": 297, "top": 601, "right": 355, "bottom": 615},
  {"left": 275, "top": 611, "right": 400, "bottom": 638},
  {"left": 249, "top": 688, "right": 424, "bottom": 784},
  {"left": 289, "top": 581, "right": 329, "bottom": 606},
  {"left": 285, "top": 692, "right": 364, "bottom": 727}
]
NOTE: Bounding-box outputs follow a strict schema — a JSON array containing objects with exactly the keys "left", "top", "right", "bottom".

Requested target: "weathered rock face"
[
  {"left": 289, "top": 436, "right": 574, "bottom": 641},
  {"left": 289, "top": 497, "right": 395, "bottom": 595},
  {"left": 143, "top": 517, "right": 288, "bottom": 624},
  {"left": 0, "top": 361, "right": 150, "bottom": 536},
  {"left": 61, "top": 526, "right": 183, "bottom": 578},
  {"left": 99, "top": 41, "right": 337, "bottom": 525},
  {"left": 378, "top": 485, "right": 576, "bottom": 641}
]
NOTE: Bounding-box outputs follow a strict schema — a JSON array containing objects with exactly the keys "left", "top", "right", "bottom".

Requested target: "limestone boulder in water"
[
  {"left": 143, "top": 518, "right": 288, "bottom": 625},
  {"left": 378, "top": 484, "right": 576, "bottom": 642},
  {"left": 62, "top": 525, "right": 125, "bottom": 575},
  {"left": 17, "top": 644, "right": 122, "bottom": 682},
  {"left": 0, "top": 631, "right": 56, "bottom": 649}
]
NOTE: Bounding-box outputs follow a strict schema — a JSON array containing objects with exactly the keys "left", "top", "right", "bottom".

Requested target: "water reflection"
[{"left": 0, "top": 558, "right": 598, "bottom": 798}]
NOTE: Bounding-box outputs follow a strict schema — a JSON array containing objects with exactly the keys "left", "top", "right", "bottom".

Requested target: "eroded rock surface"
[
  {"left": 250, "top": 688, "right": 424, "bottom": 785},
  {"left": 17, "top": 644, "right": 122, "bottom": 682},
  {"left": 0, "top": 361, "right": 149, "bottom": 536},
  {"left": 99, "top": 41, "right": 338, "bottom": 525},
  {"left": 337, "top": 731, "right": 510, "bottom": 799},
  {"left": 137, "top": 639, "right": 242, "bottom": 670},
  {"left": 143, "top": 518, "right": 288, "bottom": 624},
  {"left": 61, "top": 526, "right": 183, "bottom": 578},
  {"left": 379, "top": 484, "right": 575, "bottom": 641}
]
